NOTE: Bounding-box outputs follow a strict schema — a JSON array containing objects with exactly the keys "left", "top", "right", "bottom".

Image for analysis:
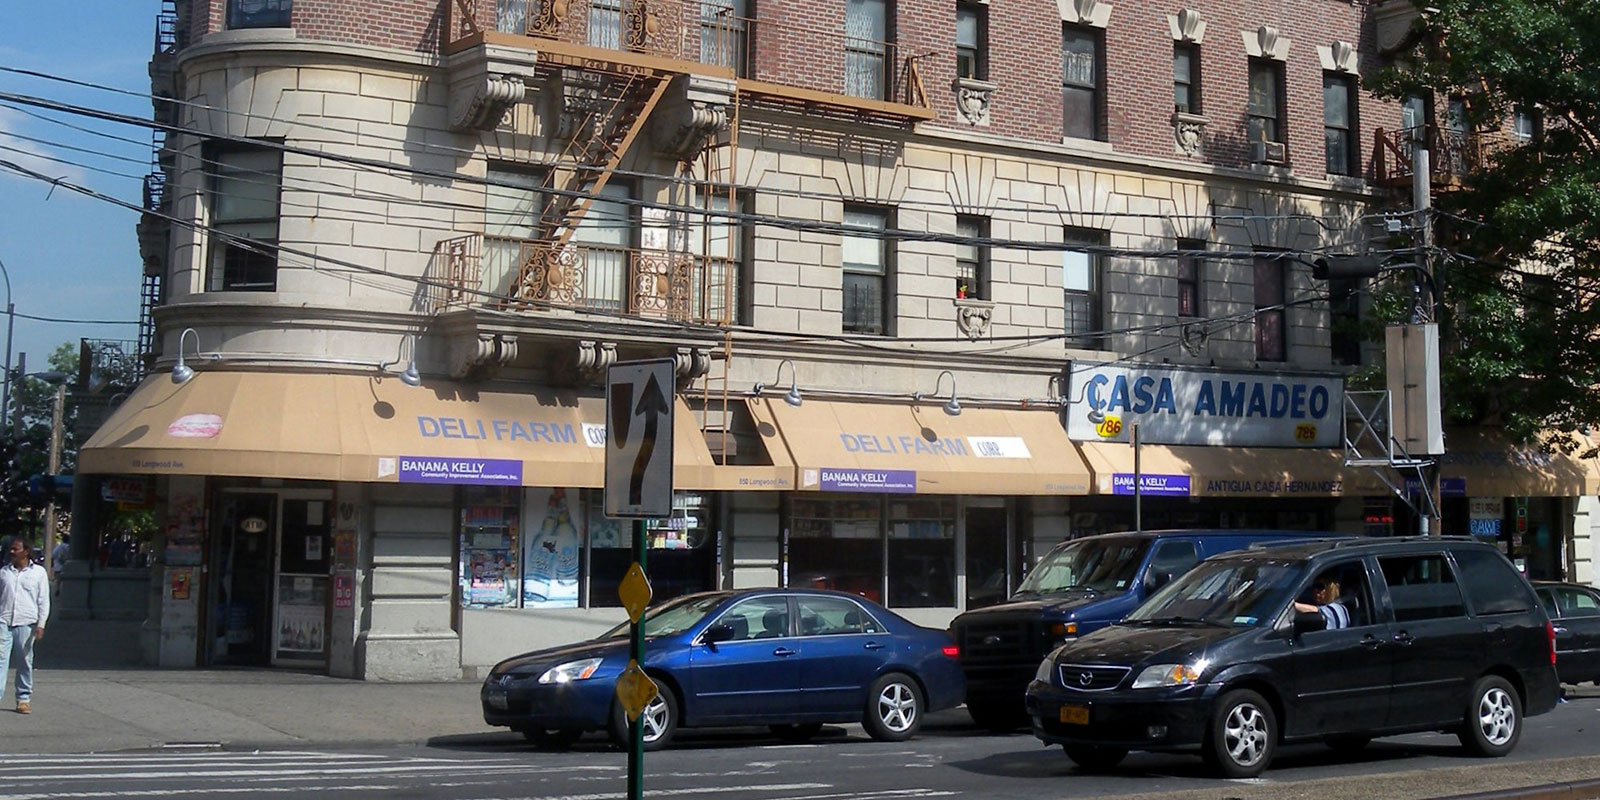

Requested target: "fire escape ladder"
[
  {"left": 547, "top": 71, "right": 671, "bottom": 248},
  {"left": 138, "top": 273, "right": 162, "bottom": 375}
]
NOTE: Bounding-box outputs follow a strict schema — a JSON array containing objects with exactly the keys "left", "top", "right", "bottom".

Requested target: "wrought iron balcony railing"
[
  {"left": 428, "top": 233, "right": 739, "bottom": 325},
  {"left": 1374, "top": 125, "right": 1489, "bottom": 187},
  {"left": 445, "top": 0, "right": 929, "bottom": 112}
]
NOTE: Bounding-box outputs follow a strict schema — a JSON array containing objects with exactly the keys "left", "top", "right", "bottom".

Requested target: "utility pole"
[
  {"left": 1413, "top": 130, "right": 1443, "bottom": 537},
  {"left": 42, "top": 380, "right": 63, "bottom": 577}
]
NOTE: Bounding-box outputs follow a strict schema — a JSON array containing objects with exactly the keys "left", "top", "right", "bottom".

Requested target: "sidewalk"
[{"left": 3, "top": 618, "right": 494, "bottom": 753}]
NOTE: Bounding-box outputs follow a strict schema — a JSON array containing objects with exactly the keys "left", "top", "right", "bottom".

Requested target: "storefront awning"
[
  {"left": 1076, "top": 442, "right": 1387, "bottom": 498},
  {"left": 747, "top": 397, "right": 1091, "bottom": 495},
  {"left": 78, "top": 371, "right": 765, "bottom": 491},
  {"left": 1433, "top": 428, "right": 1600, "bottom": 497}
]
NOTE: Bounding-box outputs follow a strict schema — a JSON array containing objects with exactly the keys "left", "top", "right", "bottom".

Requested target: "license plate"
[
  {"left": 486, "top": 690, "right": 508, "bottom": 710},
  {"left": 1059, "top": 704, "right": 1089, "bottom": 725}
]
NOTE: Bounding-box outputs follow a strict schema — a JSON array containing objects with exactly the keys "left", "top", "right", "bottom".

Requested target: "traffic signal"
[{"left": 1312, "top": 254, "right": 1384, "bottom": 280}]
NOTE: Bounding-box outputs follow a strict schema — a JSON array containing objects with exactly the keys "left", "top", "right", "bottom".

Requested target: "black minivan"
[{"left": 1025, "top": 537, "right": 1559, "bottom": 777}]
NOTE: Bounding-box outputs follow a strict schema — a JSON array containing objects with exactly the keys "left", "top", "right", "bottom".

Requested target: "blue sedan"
[{"left": 481, "top": 588, "right": 966, "bottom": 750}]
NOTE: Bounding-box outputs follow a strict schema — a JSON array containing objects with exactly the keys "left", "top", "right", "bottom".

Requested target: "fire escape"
[{"left": 136, "top": 0, "right": 184, "bottom": 376}]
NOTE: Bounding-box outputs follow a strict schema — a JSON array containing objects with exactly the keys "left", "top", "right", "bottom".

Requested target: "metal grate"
[{"left": 1055, "top": 663, "right": 1130, "bottom": 691}]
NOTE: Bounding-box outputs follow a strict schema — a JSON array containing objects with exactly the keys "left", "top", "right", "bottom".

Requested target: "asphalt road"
[{"left": 14, "top": 698, "right": 1600, "bottom": 800}]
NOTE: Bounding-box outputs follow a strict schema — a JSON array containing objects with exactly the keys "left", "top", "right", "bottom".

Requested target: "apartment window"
[
  {"left": 1063, "top": 228, "right": 1104, "bottom": 346},
  {"left": 956, "top": 2, "right": 987, "bottom": 81},
  {"left": 484, "top": 166, "right": 542, "bottom": 300},
  {"left": 228, "top": 0, "right": 291, "bottom": 29},
  {"left": 1513, "top": 106, "right": 1541, "bottom": 143},
  {"left": 1330, "top": 278, "right": 1362, "bottom": 366},
  {"left": 1247, "top": 58, "right": 1284, "bottom": 144},
  {"left": 700, "top": 0, "right": 750, "bottom": 76},
  {"left": 206, "top": 144, "right": 282, "bottom": 292},
  {"left": 1254, "top": 255, "right": 1287, "bottom": 362},
  {"left": 843, "top": 206, "right": 890, "bottom": 335},
  {"left": 844, "top": 0, "right": 889, "bottom": 99},
  {"left": 955, "top": 215, "right": 988, "bottom": 300},
  {"left": 1402, "top": 94, "right": 1430, "bottom": 135},
  {"left": 1062, "top": 27, "right": 1102, "bottom": 140},
  {"left": 694, "top": 189, "right": 751, "bottom": 325},
  {"left": 589, "top": 0, "right": 622, "bottom": 49},
  {"left": 1176, "top": 238, "right": 1203, "bottom": 318},
  {"left": 573, "top": 182, "right": 634, "bottom": 312},
  {"left": 1173, "top": 43, "right": 1199, "bottom": 114},
  {"left": 496, "top": 0, "right": 526, "bottom": 32},
  {"left": 1324, "top": 72, "right": 1357, "bottom": 176}
]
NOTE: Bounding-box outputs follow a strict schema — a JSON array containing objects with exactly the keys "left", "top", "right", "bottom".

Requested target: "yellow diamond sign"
[
  {"left": 615, "top": 659, "right": 659, "bottom": 721},
  {"left": 619, "top": 562, "right": 653, "bottom": 623}
]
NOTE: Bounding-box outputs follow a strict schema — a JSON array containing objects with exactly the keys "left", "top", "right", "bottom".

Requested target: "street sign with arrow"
[{"left": 605, "top": 359, "right": 675, "bottom": 519}]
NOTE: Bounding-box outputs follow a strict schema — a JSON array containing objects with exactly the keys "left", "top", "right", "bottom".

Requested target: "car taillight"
[
  {"left": 1548, "top": 621, "right": 1558, "bottom": 665},
  {"left": 942, "top": 644, "right": 960, "bottom": 658}
]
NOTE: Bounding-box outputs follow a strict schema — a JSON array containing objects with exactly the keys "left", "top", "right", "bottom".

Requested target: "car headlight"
[
  {"left": 1131, "top": 661, "right": 1207, "bottom": 689},
  {"left": 1035, "top": 658, "right": 1056, "bottom": 684},
  {"left": 538, "top": 657, "right": 603, "bottom": 684}
]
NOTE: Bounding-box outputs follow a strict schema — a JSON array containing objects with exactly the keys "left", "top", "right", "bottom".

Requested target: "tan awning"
[
  {"left": 1076, "top": 442, "right": 1388, "bottom": 498},
  {"left": 79, "top": 371, "right": 744, "bottom": 490},
  {"left": 748, "top": 397, "right": 1091, "bottom": 495},
  {"left": 1435, "top": 428, "right": 1600, "bottom": 497}
]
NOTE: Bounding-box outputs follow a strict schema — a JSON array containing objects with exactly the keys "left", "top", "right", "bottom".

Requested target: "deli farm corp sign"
[
  {"left": 375, "top": 411, "right": 610, "bottom": 486},
  {"left": 1066, "top": 365, "right": 1344, "bottom": 448}
]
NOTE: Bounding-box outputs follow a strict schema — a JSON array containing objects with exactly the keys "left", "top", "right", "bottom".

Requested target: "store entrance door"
[
  {"left": 272, "top": 493, "right": 333, "bottom": 668},
  {"left": 965, "top": 505, "right": 1010, "bottom": 610},
  {"left": 210, "top": 492, "right": 276, "bottom": 666}
]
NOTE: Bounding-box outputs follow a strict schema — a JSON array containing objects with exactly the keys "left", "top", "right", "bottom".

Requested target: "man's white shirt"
[{"left": 0, "top": 562, "right": 49, "bottom": 628}]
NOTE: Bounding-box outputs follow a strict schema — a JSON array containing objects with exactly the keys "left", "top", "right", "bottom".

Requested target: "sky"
[{"left": 0, "top": 3, "right": 157, "bottom": 375}]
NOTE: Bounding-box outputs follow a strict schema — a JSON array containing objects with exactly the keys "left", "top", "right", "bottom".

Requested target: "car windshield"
[
  {"left": 1124, "top": 558, "right": 1302, "bottom": 627},
  {"left": 600, "top": 592, "right": 733, "bottom": 639},
  {"left": 1014, "top": 537, "right": 1151, "bottom": 596}
]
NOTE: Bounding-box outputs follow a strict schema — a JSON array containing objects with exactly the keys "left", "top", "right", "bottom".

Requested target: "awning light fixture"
[
  {"left": 753, "top": 359, "right": 803, "bottom": 407},
  {"left": 171, "top": 328, "right": 200, "bottom": 385}
]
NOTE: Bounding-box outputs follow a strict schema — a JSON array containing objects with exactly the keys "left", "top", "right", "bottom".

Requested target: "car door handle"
[
  {"left": 1361, "top": 635, "right": 1383, "bottom": 650},
  {"left": 1393, "top": 631, "right": 1415, "bottom": 646},
  {"left": 863, "top": 641, "right": 886, "bottom": 650},
  {"left": 773, "top": 647, "right": 797, "bottom": 657},
  {"left": 1554, "top": 626, "right": 1569, "bottom": 635}
]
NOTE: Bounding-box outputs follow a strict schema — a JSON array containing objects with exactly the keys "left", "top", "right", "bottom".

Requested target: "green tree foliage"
[
  {"left": 1, "top": 343, "right": 80, "bottom": 543},
  {"left": 1370, "top": 0, "right": 1600, "bottom": 449}
]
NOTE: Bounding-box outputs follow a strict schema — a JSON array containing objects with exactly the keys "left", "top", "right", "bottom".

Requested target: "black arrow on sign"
[{"left": 629, "top": 371, "right": 670, "bottom": 507}]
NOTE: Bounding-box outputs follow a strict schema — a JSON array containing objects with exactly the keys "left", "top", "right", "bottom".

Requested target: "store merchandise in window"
[
  {"left": 887, "top": 498, "right": 956, "bottom": 607},
  {"left": 524, "top": 488, "right": 583, "bottom": 608},
  {"left": 459, "top": 486, "right": 521, "bottom": 608},
  {"left": 588, "top": 491, "right": 717, "bottom": 607},
  {"left": 789, "top": 495, "right": 885, "bottom": 603}
]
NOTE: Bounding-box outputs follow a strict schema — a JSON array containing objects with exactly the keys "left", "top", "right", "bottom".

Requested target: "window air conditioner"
[{"left": 1251, "top": 140, "right": 1288, "bottom": 165}]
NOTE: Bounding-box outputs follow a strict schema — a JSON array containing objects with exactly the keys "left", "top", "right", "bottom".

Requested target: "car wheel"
[
  {"left": 1203, "top": 689, "right": 1276, "bottom": 778},
  {"left": 863, "top": 672, "right": 923, "bottom": 742},
  {"left": 1458, "top": 675, "right": 1521, "bottom": 757},
  {"left": 608, "top": 688, "right": 677, "bottom": 752},
  {"left": 770, "top": 723, "right": 824, "bottom": 743},
  {"left": 967, "top": 702, "right": 1028, "bottom": 733},
  {"left": 522, "top": 728, "right": 582, "bottom": 749},
  {"left": 1323, "top": 734, "right": 1371, "bottom": 754},
  {"left": 1062, "top": 744, "right": 1128, "bottom": 771}
]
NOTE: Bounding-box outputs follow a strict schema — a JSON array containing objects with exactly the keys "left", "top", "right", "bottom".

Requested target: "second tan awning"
[
  {"left": 748, "top": 397, "right": 1091, "bottom": 495},
  {"left": 1076, "top": 441, "right": 1388, "bottom": 497}
]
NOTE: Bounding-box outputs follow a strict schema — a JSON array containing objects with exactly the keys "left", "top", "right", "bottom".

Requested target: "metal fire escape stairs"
[
  {"left": 511, "top": 70, "right": 673, "bottom": 303},
  {"left": 695, "top": 98, "right": 740, "bottom": 464}
]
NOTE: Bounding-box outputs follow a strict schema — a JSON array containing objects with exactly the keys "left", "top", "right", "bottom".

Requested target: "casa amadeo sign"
[{"left": 1065, "top": 364, "right": 1345, "bottom": 448}]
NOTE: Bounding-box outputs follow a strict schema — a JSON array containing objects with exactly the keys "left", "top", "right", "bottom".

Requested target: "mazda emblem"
[
  {"left": 982, "top": 635, "right": 1001, "bottom": 646},
  {"left": 1078, "top": 672, "right": 1094, "bottom": 686}
]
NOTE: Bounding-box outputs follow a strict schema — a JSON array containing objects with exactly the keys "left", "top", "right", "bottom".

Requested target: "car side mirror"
[
  {"left": 703, "top": 623, "right": 736, "bottom": 644},
  {"left": 1144, "top": 570, "right": 1173, "bottom": 593},
  {"left": 1292, "top": 611, "right": 1326, "bottom": 636}
]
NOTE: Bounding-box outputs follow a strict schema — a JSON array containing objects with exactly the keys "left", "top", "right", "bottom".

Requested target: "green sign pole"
[{"left": 628, "top": 518, "right": 647, "bottom": 800}]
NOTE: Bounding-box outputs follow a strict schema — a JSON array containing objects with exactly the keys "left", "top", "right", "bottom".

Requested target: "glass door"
[
  {"left": 210, "top": 492, "right": 277, "bottom": 666},
  {"left": 273, "top": 494, "right": 332, "bottom": 667}
]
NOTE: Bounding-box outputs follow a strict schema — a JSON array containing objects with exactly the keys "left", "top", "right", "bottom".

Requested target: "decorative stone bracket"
[
  {"left": 651, "top": 74, "right": 736, "bottom": 161},
  {"left": 1172, "top": 112, "right": 1208, "bottom": 157},
  {"left": 954, "top": 78, "right": 998, "bottom": 126},
  {"left": 444, "top": 44, "right": 541, "bottom": 132},
  {"left": 575, "top": 339, "right": 619, "bottom": 383},
  {"left": 954, "top": 298, "right": 995, "bottom": 341},
  {"left": 450, "top": 332, "right": 519, "bottom": 379}
]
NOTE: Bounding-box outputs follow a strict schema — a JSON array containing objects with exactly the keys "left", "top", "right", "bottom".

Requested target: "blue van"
[{"left": 950, "top": 529, "right": 1344, "bottom": 731}]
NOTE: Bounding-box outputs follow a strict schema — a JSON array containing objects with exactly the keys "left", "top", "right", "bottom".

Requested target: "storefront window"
[
  {"left": 788, "top": 494, "right": 958, "bottom": 608},
  {"left": 888, "top": 498, "right": 955, "bottom": 607},
  {"left": 790, "top": 495, "right": 886, "bottom": 603},
  {"left": 588, "top": 491, "right": 717, "bottom": 607},
  {"left": 459, "top": 486, "right": 522, "bottom": 609},
  {"left": 524, "top": 488, "right": 582, "bottom": 608}
]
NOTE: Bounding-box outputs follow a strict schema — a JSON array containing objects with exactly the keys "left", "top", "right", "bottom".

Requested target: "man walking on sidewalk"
[{"left": 0, "top": 537, "right": 48, "bottom": 714}]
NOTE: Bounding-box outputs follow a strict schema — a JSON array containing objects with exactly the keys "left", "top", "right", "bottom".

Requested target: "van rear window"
[{"left": 1451, "top": 548, "right": 1534, "bottom": 615}]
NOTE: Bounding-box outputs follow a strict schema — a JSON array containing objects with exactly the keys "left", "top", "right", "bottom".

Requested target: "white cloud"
[{"left": 0, "top": 106, "right": 92, "bottom": 188}]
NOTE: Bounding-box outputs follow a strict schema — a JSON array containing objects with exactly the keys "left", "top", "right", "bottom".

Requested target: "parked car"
[
  {"left": 481, "top": 588, "right": 965, "bottom": 750},
  {"left": 1025, "top": 536, "right": 1559, "bottom": 777},
  {"left": 1534, "top": 581, "right": 1600, "bottom": 685},
  {"left": 951, "top": 529, "right": 1345, "bottom": 730}
]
